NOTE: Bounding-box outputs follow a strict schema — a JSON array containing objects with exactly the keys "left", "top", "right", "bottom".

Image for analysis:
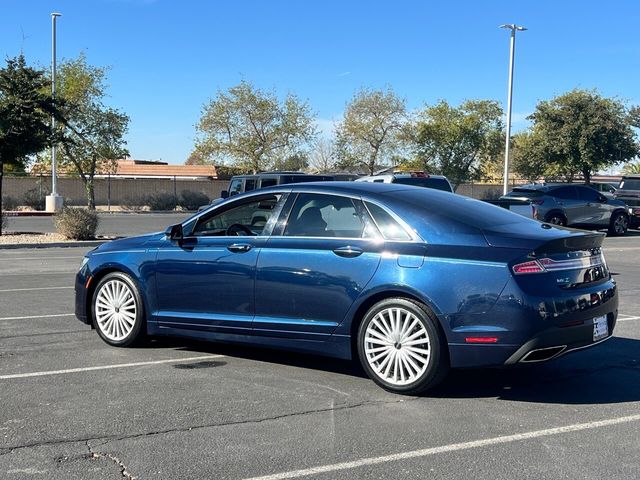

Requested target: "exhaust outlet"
[{"left": 520, "top": 345, "right": 567, "bottom": 363}]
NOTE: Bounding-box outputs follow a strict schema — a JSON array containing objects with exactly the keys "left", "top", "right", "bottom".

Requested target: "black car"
[{"left": 614, "top": 174, "right": 640, "bottom": 228}]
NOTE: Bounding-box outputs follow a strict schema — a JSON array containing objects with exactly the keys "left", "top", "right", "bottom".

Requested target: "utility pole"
[
  {"left": 46, "top": 12, "right": 63, "bottom": 213},
  {"left": 500, "top": 23, "right": 527, "bottom": 195}
]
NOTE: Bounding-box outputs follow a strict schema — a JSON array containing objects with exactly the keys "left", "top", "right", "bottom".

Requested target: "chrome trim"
[{"left": 519, "top": 345, "right": 567, "bottom": 363}]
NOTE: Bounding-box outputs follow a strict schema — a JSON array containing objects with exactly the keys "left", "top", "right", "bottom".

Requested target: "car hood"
[
  {"left": 92, "top": 232, "right": 165, "bottom": 254},
  {"left": 482, "top": 222, "right": 605, "bottom": 251}
]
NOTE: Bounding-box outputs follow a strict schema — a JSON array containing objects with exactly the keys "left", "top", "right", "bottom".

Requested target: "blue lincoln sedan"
[{"left": 75, "top": 182, "right": 618, "bottom": 394}]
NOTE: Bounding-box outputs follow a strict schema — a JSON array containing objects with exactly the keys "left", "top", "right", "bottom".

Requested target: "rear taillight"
[
  {"left": 513, "top": 251, "right": 606, "bottom": 275},
  {"left": 513, "top": 260, "right": 545, "bottom": 274}
]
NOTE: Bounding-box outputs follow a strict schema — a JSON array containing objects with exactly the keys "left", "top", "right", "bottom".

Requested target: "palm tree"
[{"left": 623, "top": 160, "right": 640, "bottom": 175}]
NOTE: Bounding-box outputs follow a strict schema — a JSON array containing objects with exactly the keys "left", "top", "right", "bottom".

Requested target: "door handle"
[
  {"left": 227, "top": 243, "right": 253, "bottom": 253},
  {"left": 333, "top": 246, "right": 363, "bottom": 258}
]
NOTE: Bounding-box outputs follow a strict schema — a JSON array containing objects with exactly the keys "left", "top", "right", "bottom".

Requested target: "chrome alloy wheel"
[
  {"left": 613, "top": 214, "right": 628, "bottom": 235},
  {"left": 94, "top": 279, "right": 137, "bottom": 341},
  {"left": 363, "top": 307, "right": 431, "bottom": 386}
]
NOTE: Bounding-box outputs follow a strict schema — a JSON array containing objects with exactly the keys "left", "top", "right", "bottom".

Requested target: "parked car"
[
  {"left": 76, "top": 182, "right": 618, "bottom": 394},
  {"left": 587, "top": 182, "right": 617, "bottom": 196},
  {"left": 355, "top": 172, "right": 453, "bottom": 193},
  {"left": 222, "top": 172, "right": 336, "bottom": 198},
  {"left": 614, "top": 174, "right": 640, "bottom": 228},
  {"left": 501, "top": 183, "right": 629, "bottom": 236}
]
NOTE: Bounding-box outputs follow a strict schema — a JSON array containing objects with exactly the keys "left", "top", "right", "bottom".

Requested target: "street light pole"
[
  {"left": 46, "top": 12, "right": 63, "bottom": 213},
  {"left": 500, "top": 24, "right": 526, "bottom": 195}
]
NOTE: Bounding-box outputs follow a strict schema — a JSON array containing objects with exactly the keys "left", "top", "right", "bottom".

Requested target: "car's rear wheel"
[
  {"left": 545, "top": 212, "right": 566, "bottom": 226},
  {"left": 357, "top": 298, "right": 449, "bottom": 395},
  {"left": 92, "top": 272, "right": 145, "bottom": 347},
  {"left": 608, "top": 211, "right": 629, "bottom": 236}
]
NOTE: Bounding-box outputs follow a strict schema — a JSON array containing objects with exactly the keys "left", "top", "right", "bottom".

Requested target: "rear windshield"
[
  {"left": 394, "top": 177, "right": 452, "bottom": 192},
  {"left": 504, "top": 188, "right": 544, "bottom": 198},
  {"left": 619, "top": 179, "right": 640, "bottom": 190},
  {"left": 389, "top": 189, "right": 531, "bottom": 229}
]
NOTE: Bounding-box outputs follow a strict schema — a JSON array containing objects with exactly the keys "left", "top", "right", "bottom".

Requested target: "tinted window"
[
  {"left": 244, "top": 179, "right": 256, "bottom": 191},
  {"left": 260, "top": 178, "right": 278, "bottom": 188},
  {"left": 228, "top": 178, "right": 243, "bottom": 196},
  {"left": 504, "top": 188, "right": 544, "bottom": 198},
  {"left": 193, "top": 194, "right": 281, "bottom": 236},
  {"left": 576, "top": 186, "right": 600, "bottom": 201},
  {"left": 365, "top": 202, "right": 411, "bottom": 240},
  {"left": 394, "top": 177, "right": 452, "bottom": 192},
  {"left": 620, "top": 179, "right": 640, "bottom": 190},
  {"left": 550, "top": 186, "right": 578, "bottom": 199},
  {"left": 284, "top": 193, "right": 365, "bottom": 238}
]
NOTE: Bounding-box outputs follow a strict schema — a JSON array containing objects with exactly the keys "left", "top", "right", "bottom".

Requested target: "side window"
[
  {"left": 244, "top": 179, "right": 256, "bottom": 191},
  {"left": 260, "top": 178, "right": 278, "bottom": 188},
  {"left": 228, "top": 179, "right": 243, "bottom": 196},
  {"left": 551, "top": 186, "right": 578, "bottom": 200},
  {"left": 193, "top": 194, "right": 281, "bottom": 236},
  {"left": 364, "top": 202, "right": 411, "bottom": 240},
  {"left": 577, "top": 186, "right": 600, "bottom": 201},
  {"left": 284, "top": 193, "right": 365, "bottom": 238}
]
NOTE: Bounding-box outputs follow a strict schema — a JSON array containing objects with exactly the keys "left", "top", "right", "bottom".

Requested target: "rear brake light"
[{"left": 512, "top": 260, "right": 544, "bottom": 274}]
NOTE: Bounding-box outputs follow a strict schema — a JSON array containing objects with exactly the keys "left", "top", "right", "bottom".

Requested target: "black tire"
[
  {"left": 544, "top": 212, "right": 567, "bottom": 226},
  {"left": 357, "top": 298, "right": 449, "bottom": 395},
  {"left": 608, "top": 211, "right": 629, "bottom": 236},
  {"left": 92, "top": 271, "right": 146, "bottom": 347}
]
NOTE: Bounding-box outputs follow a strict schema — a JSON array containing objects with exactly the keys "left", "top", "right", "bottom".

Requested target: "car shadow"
[
  {"left": 145, "top": 335, "right": 640, "bottom": 404},
  {"left": 432, "top": 336, "right": 640, "bottom": 404}
]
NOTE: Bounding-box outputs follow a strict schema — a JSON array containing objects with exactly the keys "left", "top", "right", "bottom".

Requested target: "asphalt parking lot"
[{"left": 1, "top": 235, "right": 639, "bottom": 479}]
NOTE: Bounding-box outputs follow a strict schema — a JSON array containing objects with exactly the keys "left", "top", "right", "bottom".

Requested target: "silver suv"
[{"left": 502, "top": 183, "right": 629, "bottom": 236}]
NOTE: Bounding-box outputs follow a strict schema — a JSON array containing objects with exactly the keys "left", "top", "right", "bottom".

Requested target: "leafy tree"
[
  {"left": 623, "top": 161, "right": 640, "bottom": 175},
  {"left": 411, "top": 100, "right": 503, "bottom": 191},
  {"left": 195, "top": 81, "right": 317, "bottom": 173},
  {"left": 56, "top": 54, "right": 129, "bottom": 209},
  {"left": 273, "top": 151, "right": 308, "bottom": 171},
  {"left": 335, "top": 87, "right": 407, "bottom": 174},
  {"left": 527, "top": 89, "right": 638, "bottom": 183}
]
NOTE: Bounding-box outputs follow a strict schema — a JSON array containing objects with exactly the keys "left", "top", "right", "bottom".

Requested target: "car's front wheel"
[
  {"left": 92, "top": 272, "right": 145, "bottom": 347},
  {"left": 608, "top": 212, "right": 629, "bottom": 236},
  {"left": 357, "top": 298, "right": 449, "bottom": 395}
]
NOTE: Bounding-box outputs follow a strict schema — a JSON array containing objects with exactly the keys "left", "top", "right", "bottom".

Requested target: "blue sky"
[{"left": 2, "top": 0, "right": 639, "bottom": 164}]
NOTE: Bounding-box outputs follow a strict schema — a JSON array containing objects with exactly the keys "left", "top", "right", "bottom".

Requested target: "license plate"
[{"left": 593, "top": 315, "right": 609, "bottom": 341}]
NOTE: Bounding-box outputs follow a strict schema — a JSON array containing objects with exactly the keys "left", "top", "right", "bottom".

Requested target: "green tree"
[
  {"left": 411, "top": 100, "right": 503, "bottom": 191},
  {"left": 195, "top": 81, "right": 317, "bottom": 173},
  {"left": 273, "top": 151, "right": 309, "bottom": 171},
  {"left": 528, "top": 89, "right": 638, "bottom": 183},
  {"left": 56, "top": 54, "right": 129, "bottom": 209},
  {"left": 0, "top": 55, "right": 57, "bottom": 234},
  {"left": 335, "top": 87, "right": 407, "bottom": 174},
  {"left": 623, "top": 161, "right": 640, "bottom": 175}
]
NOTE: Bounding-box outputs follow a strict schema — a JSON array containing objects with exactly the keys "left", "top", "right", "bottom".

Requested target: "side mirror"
[
  {"left": 165, "top": 223, "right": 184, "bottom": 241},
  {"left": 220, "top": 190, "right": 229, "bottom": 199},
  {"left": 609, "top": 188, "right": 615, "bottom": 194}
]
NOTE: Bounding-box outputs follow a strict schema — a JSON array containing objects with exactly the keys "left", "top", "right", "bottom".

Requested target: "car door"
[
  {"left": 253, "top": 192, "right": 383, "bottom": 339},
  {"left": 576, "top": 186, "right": 609, "bottom": 226},
  {"left": 153, "top": 192, "right": 286, "bottom": 333},
  {"left": 549, "top": 186, "right": 583, "bottom": 225}
]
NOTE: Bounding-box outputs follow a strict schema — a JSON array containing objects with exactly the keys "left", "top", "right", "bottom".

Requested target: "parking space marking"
[
  {"left": 0, "top": 355, "right": 226, "bottom": 380},
  {"left": 0, "top": 256, "right": 81, "bottom": 261},
  {"left": 618, "top": 316, "right": 640, "bottom": 322},
  {"left": 0, "top": 313, "right": 75, "bottom": 322},
  {"left": 0, "top": 286, "right": 73, "bottom": 293},
  {"left": 244, "top": 414, "right": 640, "bottom": 480}
]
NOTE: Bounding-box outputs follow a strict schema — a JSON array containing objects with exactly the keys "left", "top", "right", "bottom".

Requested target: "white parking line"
[
  {"left": 618, "top": 316, "right": 640, "bottom": 322},
  {"left": 244, "top": 414, "right": 640, "bottom": 480},
  {"left": 0, "top": 286, "right": 73, "bottom": 293},
  {"left": 0, "top": 355, "right": 225, "bottom": 380},
  {"left": 0, "top": 313, "right": 75, "bottom": 322},
  {"left": 0, "top": 256, "right": 81, "bottom": 261}
]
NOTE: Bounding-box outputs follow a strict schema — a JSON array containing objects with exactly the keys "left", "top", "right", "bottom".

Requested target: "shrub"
[
  {"left": 178, "top": 190, "right": 209, "bottom": 211},
  {"left": 1, "top": 212, "right": 7, "bottom": 232},
  {"left": 23, "top": 187, "right": 48, "bottom": 211},
  {"left": 144, "top": 191, "right": 177, "bottom": 211},
  {"left": 1, "top": 195, "right": 18, "bottom": 211},
  {"left": 55, "top": 207, "right": 99, "bottom": 240},
  {"left": 120, "top": 195, "right": 145, "bottom": 212}
]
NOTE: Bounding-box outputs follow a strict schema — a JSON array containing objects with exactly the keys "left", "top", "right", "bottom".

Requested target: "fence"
[
  {"left": 2, "top": 174, "right": 508, "bottom": 209},
  {"left": 3, "top": 175, "right": 229, "bottom": 208}
]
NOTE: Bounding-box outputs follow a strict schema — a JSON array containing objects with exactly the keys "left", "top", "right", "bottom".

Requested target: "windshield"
[{"left": 504, "top": 188, "right": 544, "bottom": 198}]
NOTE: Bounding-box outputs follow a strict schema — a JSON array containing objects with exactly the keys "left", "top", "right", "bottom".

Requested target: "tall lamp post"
[
  {"left": 46, "top": 12, "right": 63, "bottom": 213},
  {"left": 500, "top": 23, "right": 526, "bottom": 195}
]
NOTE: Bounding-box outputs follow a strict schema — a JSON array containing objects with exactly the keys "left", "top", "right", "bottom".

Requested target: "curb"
[
  {"left": 0, "top": 240, "right": 111, "bottom": 250},
  {"left": 3, "top": 211, "right": 55, "bottom": 217}
]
